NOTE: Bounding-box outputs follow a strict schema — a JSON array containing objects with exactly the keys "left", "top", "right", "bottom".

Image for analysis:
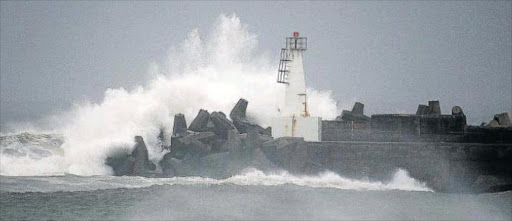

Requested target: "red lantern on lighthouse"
[{"left": 293, "top": 32, "right": 299, "bottom": 37}]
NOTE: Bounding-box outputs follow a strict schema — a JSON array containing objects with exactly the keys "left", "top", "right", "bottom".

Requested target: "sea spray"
[
  {"left": 0, "top": 168, "right": 432, "bottom": 193},
  {"left": 0, "top": 133, "right": 67, "bottom": 176},
  {"left": 0, "top": 14, "right": 339, "bottom": 176}
]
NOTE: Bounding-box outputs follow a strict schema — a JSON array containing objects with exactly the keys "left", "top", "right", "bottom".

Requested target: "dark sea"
[
  {"left": 1, "top": 133, "right": 512, "bottom": 220},
  {"left": 1, "top": 175, "right": 511, "bottom": 220}
]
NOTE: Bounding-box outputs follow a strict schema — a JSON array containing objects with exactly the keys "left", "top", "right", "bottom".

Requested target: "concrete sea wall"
[{"left": 262, "top": 139, "right": 512, "bottom": 193}]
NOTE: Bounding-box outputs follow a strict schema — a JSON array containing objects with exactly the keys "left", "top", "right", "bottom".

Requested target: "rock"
[
  {"left": 260, "top": 134, "right": 274, "bottom": 143},
  {"left": 197, "top": 152, "right": 233, "bottom": 178},
  {"left": 451, "top": 106, "right": 464, "bottom": 116},
  {"left": 105, "top": 136, "right": 155, "bottom": 176},
  {"left": 179, "top": 131, "right": 216, "bottom": 144},
  {"left": 416, "top": 105, "right": 429, "bottom": 115},
  {"left": 262, "top": 127, "right": 272, "bottom": 136},
  {"left": 245, "top": 125, "right": 262, "bottom": 151},
  {"left": 229, "top": 98, "right": 251, "bottom": 133},
  {"left": 105, "top": 153, "right": 133, "bottom": 176},
  {"left": 197, "top": 147, "right": 277, "bottom": 179},
  {"left": 172, "top": 114, "right": 188, "bottom": 136},
  {"left": 188, "top": 109, "right": 210, "bottom": 132},
  {"left": 338, "top": 102, "right": 371, "bottom": 122},
  {"left": 428, "top": 100, "right": 441, "bottom": 115},
  {"left": 210, "top": 111, "right": 237, "bottom": 138},
  {"left": 179, "top": 136, "right": 211, "bottom": 156},
  {"left": 222, "top": 129, "right": 243, "bottom": 153},
  {"left": 159, "top": 154, "right": 197, "bottom": 177},
  {"left": 206, "top": 120, "right": 216, "bottom": 132},
  {"left": 132, "top": 136, "right": 155, "bottom": 176},
  {"left": 232, "top": 118, "right": 252, "bottom": 134},
  {"left": 170, "top": 136, "right": 187, "bottom": 159},
  {"left": 230, "top": 98, "right": 248, "bottom": 120},
  {"left": 190, "top": 140, "right": 212, "bottom": 156},
  {"left": 351, "top": 102, "right": 365, "bottom": 115},
  {"left": 209, "top": 138, "right": 227, "bottom": 153},
  {"left": 228, "top": 98, "right": 268, "bottom": 135},
  {"left": 341, "top": 110, "right": 371, "bottom": 122},
  {"left": 487, "top": 120, "right": 500, "bottom": 128},
  {"left": 159, "top": 153, "right": 176, "bottom": 177},
  {"left": 494, "top": 113, "right": 511, "bottom": 127},
  {"left": 171, "top": 134, "right": 214, "bottom": 158}
]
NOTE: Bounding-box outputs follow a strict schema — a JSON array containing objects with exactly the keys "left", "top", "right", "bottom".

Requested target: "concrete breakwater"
[
  {"left": 264, "top": 140, "right": 512, "bottom": 193},
  {"left": 105, "top": 98, "right": 512, "bottom": 193}
]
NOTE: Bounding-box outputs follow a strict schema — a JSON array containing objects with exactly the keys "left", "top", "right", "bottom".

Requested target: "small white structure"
[{"left": 272, "top": 32, "right": 322, "bottom": 141}]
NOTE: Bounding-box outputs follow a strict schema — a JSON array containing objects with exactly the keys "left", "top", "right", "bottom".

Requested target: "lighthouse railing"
[{"left": 285, "top": 37, "right": 307, "bottom": 50}]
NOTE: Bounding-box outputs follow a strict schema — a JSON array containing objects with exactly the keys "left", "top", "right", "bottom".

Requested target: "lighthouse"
[{"left": 272, "top": 32, "right": 322, "bottom": 141}]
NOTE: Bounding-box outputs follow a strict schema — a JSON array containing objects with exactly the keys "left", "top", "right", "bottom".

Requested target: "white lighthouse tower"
[{"left": 271, "top": 32, "right": 322, "bottom": 141}]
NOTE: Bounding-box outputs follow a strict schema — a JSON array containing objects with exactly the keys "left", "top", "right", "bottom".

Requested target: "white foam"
[
  {"left": 0, "top": 155, "right": 66, "bottom": 177},
  {"left": 0, "top": 168, "right": 432, "bottom": 193},
  {"left": 1, "top": 14, "right": 339, "bottom": 176},
  {"left": 0, "top": 133, "right": 67, "bottom": 176},
  {"left": 57, "top": 13, "right": 338, "bottom": 175},
  {"left": 222, "top": 168, "right": 432, "bottom": 191}
]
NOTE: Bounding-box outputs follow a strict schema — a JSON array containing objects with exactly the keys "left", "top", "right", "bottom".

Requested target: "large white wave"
[
  {"left": 0, "top": 14, "right": 338, "bottom": 176},
  {"left": 60, "top": 14, "right": 338, "bottom": 175},
  {"left": 0, "top": 133, "right": 66, "bottom": 176},
  {"left": 0, "top": 168, "right": 432, "bottom": 193}
]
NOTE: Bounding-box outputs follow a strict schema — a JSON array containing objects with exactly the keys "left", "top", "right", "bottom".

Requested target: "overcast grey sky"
[{"left": 1, "top": 1, "right": 511, "bottom": 129}]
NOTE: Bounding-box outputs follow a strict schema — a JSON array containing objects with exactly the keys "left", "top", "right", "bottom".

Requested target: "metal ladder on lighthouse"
[{"left": 277, "top": 48, "right": 291, "bottom": 84}]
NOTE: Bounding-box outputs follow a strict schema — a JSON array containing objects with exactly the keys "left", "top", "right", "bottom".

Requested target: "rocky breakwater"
[
  {"left": 104, "top": 98, "right": 512, "bottom": 193},
  {"left": 106, "top": 136, "right": 157, "bottom": 176},
  {"left": 106, "top": 98, "right": 276, "bottom": 178}
]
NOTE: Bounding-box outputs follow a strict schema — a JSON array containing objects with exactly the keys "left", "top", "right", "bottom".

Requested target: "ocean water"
[
  {"left": 3, "top": 132, "right": 511, "bottom": 220},
  {"left": 1, "top": 14, "right": 511, "bottom": 220},
  {"left": 1, "top": 175, "right": 511, "bottom": 220}
]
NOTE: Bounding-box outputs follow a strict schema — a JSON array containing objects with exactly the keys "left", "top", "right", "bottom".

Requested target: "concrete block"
[
  {"left": 210, "top": 111, "right": 237, "bottom": 139},
  {"left": 416, "top": 105, "right": 429, "bottom": 115},
  {"left": 494, "top": 113, "right": 511, "bottom": 127},
  {"left": 188, "top": 109, "right": 210, "bottom": 132},
  {"left": 351, "top": 102, "right": 365, "bottom": 115},
  {"left": 487, "top": 120, "right": 500, "bottom": 128},
  {"left": 229, "top": 98, "right": 248, "bottom": 120},
  {"left": 428, "top": 100, "right": 441, "bottom": 115},
  {"left": 172, "top": 114, "right": 188, "bottom": 136},
  {"left": 222, "top": 129, "right": 242, "bottom": 153}
]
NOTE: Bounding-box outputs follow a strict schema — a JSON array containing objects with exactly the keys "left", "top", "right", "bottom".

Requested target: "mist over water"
[
  {"left": 2, "top": 176, "right": 511, "bottom": 220},
  {"left": 0, "top": 14, "right": 338, "bottom": 176},
  {"left": 62, "top": 14, "right": 338, "bottom": 176}
]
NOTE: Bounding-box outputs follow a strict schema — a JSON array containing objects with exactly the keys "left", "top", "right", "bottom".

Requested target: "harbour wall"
[
  {"left": 322, "top": 120, "right": 512, "bottom": 143},
  {"left": 262, "top": 139, "right": 512, "bottom": 193}
]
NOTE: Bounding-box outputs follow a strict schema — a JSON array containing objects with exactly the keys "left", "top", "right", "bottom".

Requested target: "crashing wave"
[
  {"left": 0, "top": 168, "right": 432, "bottom": 193},
  {"left": 1, "top": 14, "right": 339, "bottom": 176},
  {"left": 0, "top": 132, "right": 66, "bottom": 176}
]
